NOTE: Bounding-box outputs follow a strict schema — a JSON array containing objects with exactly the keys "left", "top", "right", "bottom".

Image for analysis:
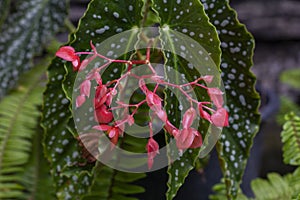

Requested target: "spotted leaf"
[
  {"left": 43, "top": 0, "right": 149, "bottom": 199},
  {"left": 201, "top": 0, "right": 261, "bottom": 198},
  {"left": 0, "top": 0, "right": 67, "bottom": 98},
  {"left": 152, "top": 0, "right": 222, "bottom": 199},
  {"left": 42, "top": 56, "right": 94, "bottom": 199}
]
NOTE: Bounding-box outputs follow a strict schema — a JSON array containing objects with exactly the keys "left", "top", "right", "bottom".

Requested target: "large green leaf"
[
  {"left": 42, "top": 56, "right": 94, "bottom": 199},
  {"left": 0, "top": 59, "right": 47, "bottom": 199},
  {"left": 201, "top": 0, "right": 260, "bottom": 198},
  {"left": 0, "top": 0, "right": 68, "bottom": 98},
  {"left": 281, "top": 112, "right": 300, "bottom": 166},
  {"left": 42, "top": 0, "right": 150, "bottom": 198},
  {"left": 152, "top": 1, "right": 221, "bottom": 199}
]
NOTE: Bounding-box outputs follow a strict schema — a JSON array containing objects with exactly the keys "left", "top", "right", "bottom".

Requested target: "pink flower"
[
  {"left": 86, "top": 69, "right": 102, "bottom": 84},
  {"left": 146, "top": 137, "right": 159, "bottom": 169},
  {"left": 145, "top": 91, "right": 167, "bottom": 122},
  {"left": 94, "top": 104, "right": 113, "bottom": 124},
  {"left": 93, "top": 124, "right": 122, "bottom": 149},
  {"left": 211, "top": 108, "right": 229, "bottom": 127},
  {"left": 202, "top": 75, "right": 214, "bottom": 83},
  {"left": 146, "top": 91, "right": 162, "bottom": 108},
  {"left": 56, "top": 46, "right": 81, "bottom": 71},
  {"left": 190, "top": 133, "right": 203, "bottom": 148},
  {"left": 207, "top": 88, "right": 224, "bottom": 109},
  {"left": 198, "top": 103, "right": 212, "bottom": 123},
  {"left": 94, "top": 85, "right": 108, "bottom": 109},
  {"left": 164, "top": 120, "right": 177, "bottom": 136},
  {"left": 75, "top": 80, "right": 91, "bottom": 108},
  {"left": 174, "top": 128, "right": 199, "bottom": 150},
  {"left": 76, "top": 95, "right": 86, "bottom": 108},
  {"left": 80, "top": 80, "right": 91, "bottom": 98},
  {"left": 182, "top": 107, "right": 196, "bottom": 129}
]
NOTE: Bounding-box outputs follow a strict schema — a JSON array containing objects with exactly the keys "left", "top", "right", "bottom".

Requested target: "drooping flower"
[
  {"left": 190, "top": 132, "right": 203, "bottom": 148},
  {"left": 146, "top": 137, "right": 159, "bottom": 169},
  {"left": 207, "top": 88, "right": 224, "bottom": 109},
  {"left": 94, "top": 104, "right": 113, "bottom": 124},
  {"left": 145, "top": 91, "right": 167, "bottom": 122},
  {"left": 56, "top": 46, "right": 81, "bottom": 71},
  {"left": 94, "top": 84, "right": 108, "bottom": 109},
  {"left": 75, "top": 80, "right": 91, "bottom": 108},
  {"left": 80, "top": 80, "right": 91, "bottom": 98},
  {"left": 164, "top": 120, "right": 177, "bottom": 136},
  {"left": 174, "top": 128, "right": 199, "bottom": 150},
  {"left": 93, "top": 124, "right": 122, "bottom": 149},
  {"left": 182, "top": 107, "right": 196, "bottom": 129},
  {"left": 76, "top": 95, "right": 86, "bottom": 108},
  {"left": 146, "top": 91, "right": 162, "bottom": 109},
  {"left": 211, "top": 107, "right": 229, "bottom": 127},
  {"left": 198, "top": 103, "right": 212, "bottom": 123}
]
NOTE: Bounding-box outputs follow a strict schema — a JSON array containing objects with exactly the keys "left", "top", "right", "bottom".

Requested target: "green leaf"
[
  {"left": 0, "top": 0, "right": 68, "bottom": 98},
  {"left": 152, "top": 1, "right": 222, "bottom": 199},
  {"left": 281, "top": 112, "right": 300, "bottom": 166},
  {"left": 251, "top": 173, "right": 292, "bottom": 200},
  {"left": 285, "top": 167, "right": 300, "bottom": 199},
  {"left": 201, "top": 0, "right": 261, "bottom": 198},
  {"left": 280, "top": 68, "right": 300, "bottom": 89},
  {"left": 42, "top": 0, "right": 149, "bottom": 199},
  {"left": 0, "top": 59, "right": 47, "bottom": 199}
]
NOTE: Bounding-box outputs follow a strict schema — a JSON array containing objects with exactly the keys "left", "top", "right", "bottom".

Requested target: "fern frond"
[
  {"left": 285, "top": 167, "right": 300, "bottom": 199},
  {"left": 0, "top": 60, "right": 48, "bottom": 199},
  {"left": 281, "top": 112, "right": 300, "bottom": 166},
  {"left": 19, "top": 123, "right": 55, "bottom": 200},
  {"left": 251, "top": 173, "right": 292, "bottom": 200}
]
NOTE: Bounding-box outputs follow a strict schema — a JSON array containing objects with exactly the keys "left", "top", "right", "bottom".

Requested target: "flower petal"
[
  {"left": 56, "top": 46, "right": 76, "bottom": 61},
  {"left": 182, "top": 107, "right": 196, "bottom": 129},
  {"left": 207, "top": 87, "right": 224, "bottom": 108},
  {"left": 211, "top": 108, "right": 229, "bottom": 127},
  {"left": 76, "top": 95, "right": 85, "bottom": 108}
]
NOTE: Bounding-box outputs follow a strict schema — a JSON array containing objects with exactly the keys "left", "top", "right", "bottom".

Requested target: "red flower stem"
[
  {"left": 131, "top": 60, "right": 147, "bottom": 64},
  {"left": 153, "top": 83, "right": 159, "bottom": 93},
  {"left": 130, "top": 99, "right": 147, "bottom": 116},
  {"left": 160, "top": 81, "right": 198, "bottom": 104},
  {"left": 194, "top": 83, "right": 208, "bottom": 90},
  {"left": 202, "top": 105, "right": 215, "bottom": 113},
  {"left": 147, "top": 62, "right": 156, "bottom": 74}
]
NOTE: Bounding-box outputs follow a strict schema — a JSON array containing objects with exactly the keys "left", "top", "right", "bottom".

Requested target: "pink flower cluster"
[{"left": 56, "top": 42, "right": 229, "bottom": 169}]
